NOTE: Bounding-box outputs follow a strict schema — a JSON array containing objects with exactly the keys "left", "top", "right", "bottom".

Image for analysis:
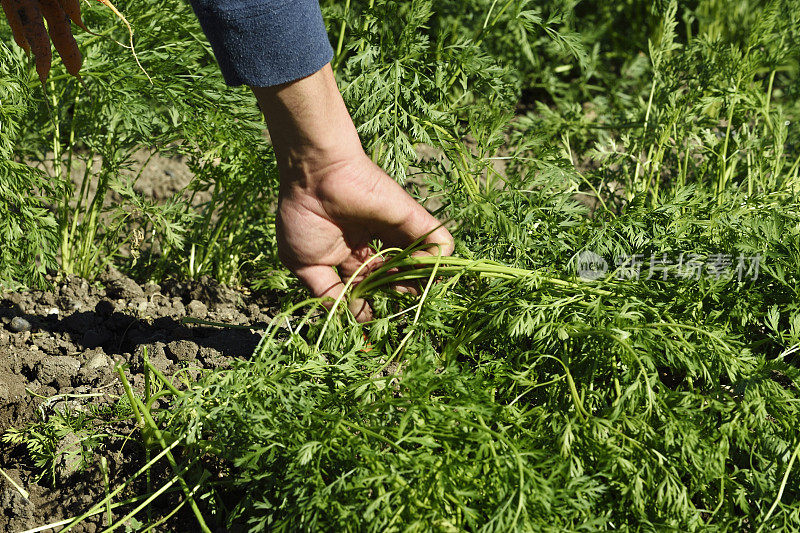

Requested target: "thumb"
[{"left": 379, "top": 203, "right": 455, "bottom": 257}]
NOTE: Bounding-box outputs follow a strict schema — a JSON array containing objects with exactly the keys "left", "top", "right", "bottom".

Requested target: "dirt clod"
[
  {"left": 95, "top": 299, "right": 115, "bottom": 318},
  {"left": 186, "top": 299, "right": 208, "bottom": 319},
  {"left": 0, "top": 372, "right": 26, "bottom": 405},
  {"left": 81, "top": 327, "right": 113, "bottom": 349},
  {"left": 55, "top": 433, "right": 83, "bottom": 484},
  {"left": 1, "top": 487, "right": 34, "bottom": 521},
  {"left": 36, "top": 356, "right": 81, "bottom": 389},
  {"left": 166, "top": 339, "right": 199, "bottom": 362},
  {"left": 106, "top": 277, "right": 145, "bottom": 301},
  {"left": 9, "top": 317, "right": 31, "bottom": 333}
]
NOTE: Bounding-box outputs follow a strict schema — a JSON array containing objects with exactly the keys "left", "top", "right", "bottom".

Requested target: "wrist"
[{"left": 276, "top": 141, "right": 367, "bottom": 192}]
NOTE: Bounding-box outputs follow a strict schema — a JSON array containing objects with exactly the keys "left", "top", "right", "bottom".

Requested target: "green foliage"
[
  {"left": 0, "top": 43, "right": 58, "bottom": 289},
  {"left": 169, "top": 170, "right": 800, "bottom": 530},
  {"left": 180, "top": 139, "right": 279, "bottom": 285},
  {"left": 323, "top": 0, "right": 586, "bottom": 185},
  {"left": 515, "top": 0, "right": 800, "bottom": 202},
  {"left": 1, "top": 0, "right": 279, "bottom": 284},
  {"left": 3, "top": 400, "right": 126, "bottom": 486}
]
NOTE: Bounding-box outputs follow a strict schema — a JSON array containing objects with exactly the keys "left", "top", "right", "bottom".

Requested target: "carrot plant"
[
  {"left": 4, "top": 0, "right": 800, "bottom": 530},
  {"left": 153, "top": 171, "right": 800, "bottom": 530},
  {"left": 514, "top": 0, "right": 800, "bottom": 206},
  {"left": 324, "top": 0, "right": 587, "bottom": 194},
  {"left": 0, "top": 42, "right": 57, "bottom": 289}
]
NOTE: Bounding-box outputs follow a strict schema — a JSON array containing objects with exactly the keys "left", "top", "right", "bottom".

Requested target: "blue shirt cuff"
[{"left": 189, "top": 0, "right": 334, "bottom": 87}]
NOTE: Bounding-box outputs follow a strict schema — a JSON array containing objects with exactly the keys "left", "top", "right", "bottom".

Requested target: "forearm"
[{"left": 252, "top": 64, "right": 367, "bottom": 193}]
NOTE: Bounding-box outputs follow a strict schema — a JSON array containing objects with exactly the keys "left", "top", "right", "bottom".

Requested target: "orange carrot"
[
  {"left": 1, "top": 0, "right": 30, "bottom": 53},
  {"left": 39, "top": 0, "right": 81, "bottom": 76},
  {"left": 10, "top": 0, "right": 51, "bottom": 82},
  {"left": 56, "top": 0, "right": 85, "bottom": 30}
]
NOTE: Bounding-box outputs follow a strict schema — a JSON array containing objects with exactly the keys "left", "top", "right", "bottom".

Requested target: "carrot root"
[
  {"left": 57, "top": 0, "right": 86, "bottom": 30},
  {"left": 40, "top": 0, "right": 82, "bottom": 76},
  {"left": 94, "top": 0, "right": 151, "bottom": 82},
  {"left": 11, "top": 0, "right": 51, "bottom": 82},
  {"left": 1, "top": 0, "right": 30, "bottom": 52}
]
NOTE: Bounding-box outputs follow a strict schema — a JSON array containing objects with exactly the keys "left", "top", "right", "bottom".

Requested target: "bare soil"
[{"left": 0, "top": 266, "right": 277, "bottom": 532}]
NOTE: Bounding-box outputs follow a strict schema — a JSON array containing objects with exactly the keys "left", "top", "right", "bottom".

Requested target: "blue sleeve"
[{"left": 188, "top": 0, "right": 334, "bottom": 87}]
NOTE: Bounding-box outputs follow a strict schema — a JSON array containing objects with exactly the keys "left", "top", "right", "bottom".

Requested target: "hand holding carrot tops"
[
  {"left": 1, "top": 0, "right": 83, "bottom": 81},
  {"left": 3, "top": 0, "right": 454, "bottom": 319}
]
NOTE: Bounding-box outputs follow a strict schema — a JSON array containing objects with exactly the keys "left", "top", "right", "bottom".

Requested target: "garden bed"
[{"left": 0, "top": 271, "right": 275, "bottom": 532}]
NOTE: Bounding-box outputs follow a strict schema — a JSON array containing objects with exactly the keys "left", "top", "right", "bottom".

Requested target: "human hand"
[
  {"left": 253, "top": 64, "right": 453, "bottom": 322},
  {"left": 276, "top": 153, "right": 454, "bottom": 322},
  {"left": 1, "top": 0, "right": 84, "bottom": 81}
]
